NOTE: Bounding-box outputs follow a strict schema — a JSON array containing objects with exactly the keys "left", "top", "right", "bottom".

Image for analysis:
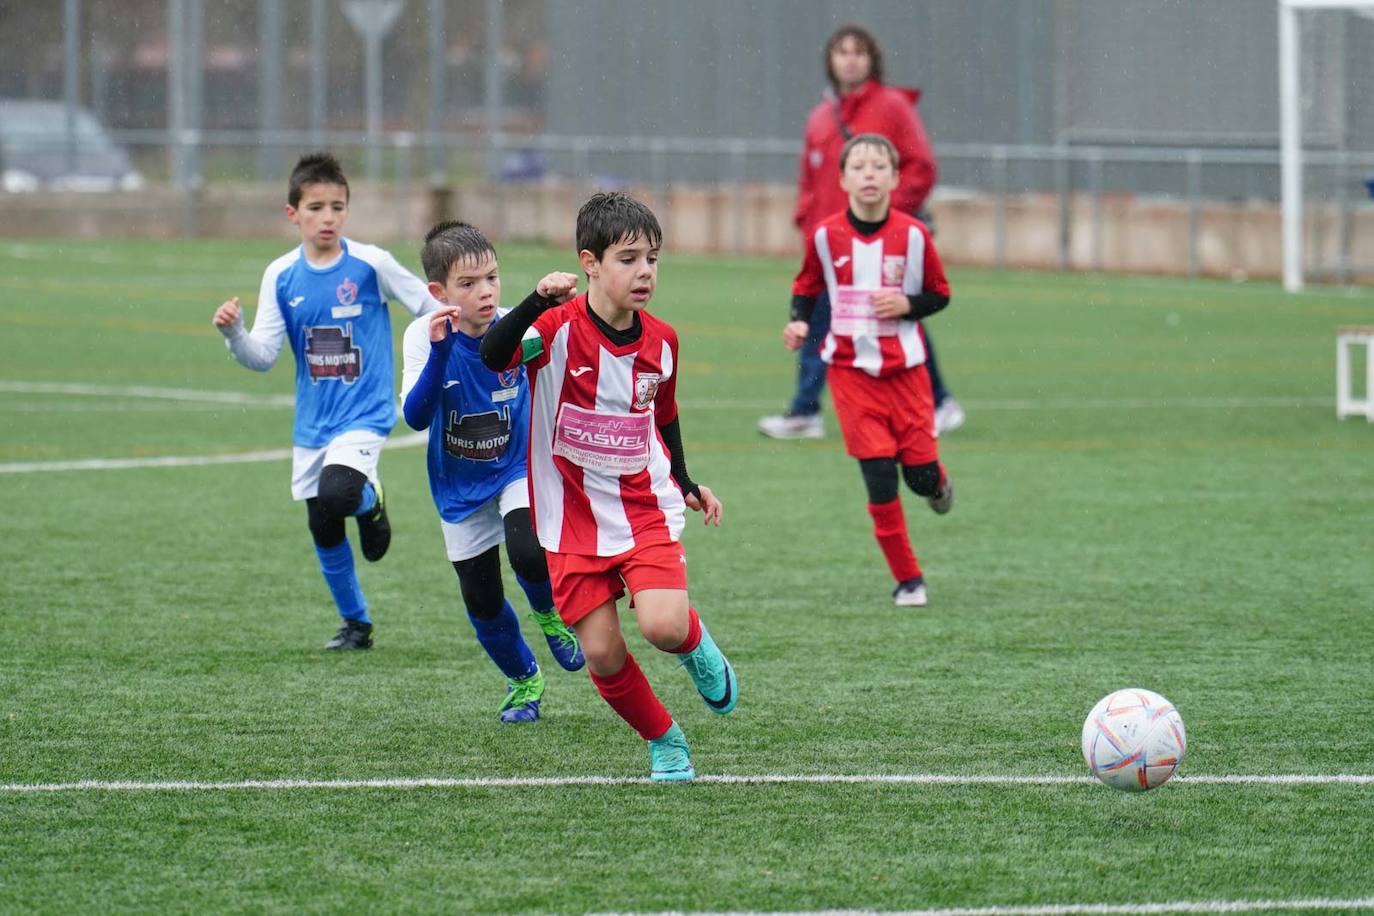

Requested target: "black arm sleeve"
[
  {"left": 479, "top": 290, "right": 556, "bottom": 370},
  {"left": 657, "top": 416, "right": 700, "bottom": 501},
  {"left": 789, "top": 294, "right": 818, "bottom": 323},
  {"left": 901, "top": 292, "right": 950, "bottom": 322}
]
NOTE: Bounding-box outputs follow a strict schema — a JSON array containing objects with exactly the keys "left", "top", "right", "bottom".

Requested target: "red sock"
[
  {"left": 588, "top": 652, "right": 674, "bottom": 741},
  {"left": 669, "top": 607, "right": 702, "bottom": 655},
  {"left": 867, "top": 499, "right": 922, "bottom": 582}
]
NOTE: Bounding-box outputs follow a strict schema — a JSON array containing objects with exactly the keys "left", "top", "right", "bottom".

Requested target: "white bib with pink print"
[
  {"left": 552, "top": 403, "right": 654, "bottom": 476},
  {"left": 830, "top": 285, "right": 901, "bottom": 338}
]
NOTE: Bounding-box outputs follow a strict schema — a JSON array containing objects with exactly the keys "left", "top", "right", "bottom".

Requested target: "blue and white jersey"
[
  {"left": 220, "top": 238, "right": 436, "bottom": 448},
  {"left": 401, "top": 310, "right": 530, "bottom": 523}
]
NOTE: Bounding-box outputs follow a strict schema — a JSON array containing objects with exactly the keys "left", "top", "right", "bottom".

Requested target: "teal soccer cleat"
[
  {"left": 678, "top": 623, "right": 738, "bottom": 714},
  {"left": 648, "top": 722, "right": 695, "bottom": 782}
]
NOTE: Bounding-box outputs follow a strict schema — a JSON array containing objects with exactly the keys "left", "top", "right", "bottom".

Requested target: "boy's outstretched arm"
[
  {"left": 400, "top": 305, "right": 463, "bottom": 430},
  {"left": 375, "top": 249, "right": 441, "bottom": 317},
  {"left": 870, "top": 289, "right": 950, "bottom": 321},
  {"left": 687, "top": 485, "right": 723, "bottom": 526},
  {"left": 782, "top": 293, "right": 816, "bottom": 351},
  {"left": 213, "top": 286, "right": 285, "bottom": 372},
  {"left": 658, "top": 417, "right": 722, "bottom": 527},
  {"left": 478, "top": 272, "right": 578, "bottom": 371}
]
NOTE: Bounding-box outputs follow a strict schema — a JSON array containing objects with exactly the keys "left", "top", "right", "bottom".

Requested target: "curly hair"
[{"left": 824, "top": 22, "right": 884, "bottom": 89}]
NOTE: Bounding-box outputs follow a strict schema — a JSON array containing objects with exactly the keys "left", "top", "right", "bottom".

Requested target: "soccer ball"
[{"left": 1080, "top": 688, "right": 1187, "bottom": 792}]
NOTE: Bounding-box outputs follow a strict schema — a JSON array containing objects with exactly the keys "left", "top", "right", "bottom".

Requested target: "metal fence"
[
  {"left": 7, "top": 0, "right": 1374, "bottom": 278},
  {"left": 28, "top": 126, "right": 1364, "bottom": 280}
]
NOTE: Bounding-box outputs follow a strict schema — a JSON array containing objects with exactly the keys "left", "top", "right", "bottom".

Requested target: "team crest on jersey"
[
  {"left": 633, "top": 373, "right": 661, "bottom": 410},
  {"left": 497, "top": 367, "right": 519, "bottom": 389},
  {"left": 336, "top": 277, "right": 358, "bottom": 307},
  {"left": 882, "top": 255, "right": 906, "bottom": 287},
  {"left": 444, "top": 406, "right": 511, "bottom": 461},
  {"left": 304, "top": 323, "right": 362, "bottom": 384}
]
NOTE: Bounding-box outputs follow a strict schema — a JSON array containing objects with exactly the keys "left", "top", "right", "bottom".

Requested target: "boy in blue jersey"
[
  {"left": 212, "top": 153, "right": 437, "bottom": 650},
  {"left": 400, "top": 221, "right": 585, "bottom": 723}
]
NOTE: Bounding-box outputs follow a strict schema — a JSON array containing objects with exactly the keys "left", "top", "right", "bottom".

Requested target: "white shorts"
[
  {"left": 440, "top": 478, "right": 530, "bottom": 562},
  {"left": 290, "top": 430, "right": 387, "bottom": 501}
]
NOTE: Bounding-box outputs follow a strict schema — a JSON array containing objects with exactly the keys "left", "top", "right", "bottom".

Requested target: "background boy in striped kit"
[
  {"left": 781, "top": 133, "right": 955, "bottom": 608},
  {"left": 481, "top": 192, "right": 738, "bottom": 782}
]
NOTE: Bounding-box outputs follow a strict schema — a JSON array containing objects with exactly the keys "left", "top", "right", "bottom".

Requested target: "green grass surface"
[{"left": 2, "top": 237, "right": 1373, "bottom": 913}]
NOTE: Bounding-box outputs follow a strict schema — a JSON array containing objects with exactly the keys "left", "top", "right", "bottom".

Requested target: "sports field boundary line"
[
  {"left": 676, "top": 395, "right": 1333, "bottom": 411},
  {"left": 4, "top": 772, "right": 1372, "bottom": 793},
  {"left": 608, "top": 896, "right": 1374, "bottom": 915},
  {"left": 0, "top": 380, "right": 295, "bottom": 406},
  {"left": 0, "top": 381, "right": 1331, "bottom": 413},
  {"left": 0, "top": 431, "right": 427, "bottom": 474}
]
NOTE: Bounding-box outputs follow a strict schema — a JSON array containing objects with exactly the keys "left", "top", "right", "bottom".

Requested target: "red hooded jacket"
[{"left": 794, "top": 79, "right": 937, "bottom": 238}]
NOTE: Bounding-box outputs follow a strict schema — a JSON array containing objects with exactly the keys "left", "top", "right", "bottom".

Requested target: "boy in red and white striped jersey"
[
  {"left": 781, "top": 133, "right": 955, "bottom": 608},
  {"left": 481, "top": 192, "right": 737, "bottom": 782}
]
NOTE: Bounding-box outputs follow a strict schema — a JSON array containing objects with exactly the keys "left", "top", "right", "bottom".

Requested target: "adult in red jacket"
[{"left": 760, "top": 23, "right": 964, "bottom": 440}]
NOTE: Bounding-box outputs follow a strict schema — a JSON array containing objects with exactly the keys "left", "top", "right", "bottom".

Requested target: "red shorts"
[
  {"left": 545, "top": 540, "right": 689, "bottom": 626},
  {"left": 827, "top": 363, "right": 939, "bottom": 465}
]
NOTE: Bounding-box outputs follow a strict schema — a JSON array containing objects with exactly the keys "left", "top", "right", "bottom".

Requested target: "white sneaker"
[
  {"left": 935, "top": 398, "right": 966, "bottom": 435},
  {"left": 757, "top": 413, "right": 824, "bottom": 440},
  {"left": 893, "top": 578, "right": 928, "bottom": 607}
]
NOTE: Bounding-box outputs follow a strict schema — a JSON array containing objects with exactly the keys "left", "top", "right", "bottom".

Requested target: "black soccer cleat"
[
  {"left": 357, "top": 481, "right": 391, "bottom": 562},
  {"left": 324, "top": 620, "right": 373, "bottom": 650},
  {"left": 927, "top": 478, "right": 954, "bottom": 515}
]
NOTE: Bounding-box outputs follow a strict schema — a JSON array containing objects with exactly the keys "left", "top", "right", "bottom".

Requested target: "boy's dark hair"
[
  {"left": 575, "top": 192, "right": 663, "bottom": 262},
  {"left": 840, "top": 132, "right": 900, "bottom": 171},
  {"left": 825, "top": 22, "right": 884, "bottom": 89},
  {"left": 421, "top": 220, "right": 496, "bottom": 284},
  {"left": 288, "top": 152, "right": 350, "bottom": 207}
]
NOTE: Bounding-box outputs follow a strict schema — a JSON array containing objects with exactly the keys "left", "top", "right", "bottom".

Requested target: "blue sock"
[
  {"left": 468, "top": 600, "right": 538, "bottom": 681},
  {"left": 315, "top": 539, "right": 371, "bottom": 624},
  {"left": 515, "top": 573, "right": 555, "bottom": 614},
  {"left": 353, "top": 482, "right": 377, "bottom": 516}
]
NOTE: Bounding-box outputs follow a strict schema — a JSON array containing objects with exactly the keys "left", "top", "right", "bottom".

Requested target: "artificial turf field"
[{"left": 1, "top": 237, "right": 1372, "bottom": 914}]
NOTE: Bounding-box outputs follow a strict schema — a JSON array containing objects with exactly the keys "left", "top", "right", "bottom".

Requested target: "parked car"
[{"left": 0, "top": 99, "right": 144, "bottom": 192}]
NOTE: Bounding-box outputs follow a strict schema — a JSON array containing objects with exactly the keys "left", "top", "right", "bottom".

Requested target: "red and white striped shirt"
[
  {"left": 516, "top": 295, "right": 686, "bottom": 557},
  {"left": 794, "top": 209, "right": 950, "bottom": 378}
]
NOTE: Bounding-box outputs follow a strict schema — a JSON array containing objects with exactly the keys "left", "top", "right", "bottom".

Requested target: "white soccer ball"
[{"left": 1081, "top": 688, "right": 1187, "bottom": 792}]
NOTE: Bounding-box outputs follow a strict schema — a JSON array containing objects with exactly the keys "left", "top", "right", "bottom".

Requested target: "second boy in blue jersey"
[
  {"left": 214, "top": 153, "right": 437, "bottom": 651},
  {"left": 401, "top": 221, "right": 584, "bottom": 723}
]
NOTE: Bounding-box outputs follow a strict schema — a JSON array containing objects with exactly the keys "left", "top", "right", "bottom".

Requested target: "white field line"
[
  {"left": 0, "top": 381, "right": 1330, "bottom": 414},
  {"left": 0, "top": 381, "right": 1337, "bottom": 473},
  {"left": 1, "top": 241, "right": 267, "bottom": 273},
  {"left": 0, "top": 381, "right": 295, "bottom": 406},
  {"left": 0, "top": 402, "right": 292, "bottom": 413},
  {"left": 677, "top": 396, "right": 1332, "bottom": 411},
  {"left": 0, "top": 431, "right": 427, "bottom": 474},
  {"left": 615, "top": 897, "right": 1374, "bottom": 915},
  {"left": 3, "top": 772, "right": 1372, "bottom": 794}
]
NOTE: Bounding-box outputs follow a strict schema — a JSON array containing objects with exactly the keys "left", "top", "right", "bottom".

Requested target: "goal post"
[{"left": 1279, "top": 0, "right": 1374, "bottom": 292}]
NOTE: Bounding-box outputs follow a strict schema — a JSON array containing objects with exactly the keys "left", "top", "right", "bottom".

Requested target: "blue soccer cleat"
[
  {"left": 678, "top": 623, "right": 738, "bottom": 715},
  {"left": 498, "top": 669, "right": 544, "bottom": 724},
  {"left": 530, "top": 609, "right": 585, "bottom": 672},
  {"left": 648, "top": 722, "right": 695, "bottom": 782}
]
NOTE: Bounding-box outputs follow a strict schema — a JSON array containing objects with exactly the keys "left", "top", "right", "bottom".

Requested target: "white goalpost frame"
[{"left": 1279, "top": 0, "right": 1374, "bottom": 292}]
